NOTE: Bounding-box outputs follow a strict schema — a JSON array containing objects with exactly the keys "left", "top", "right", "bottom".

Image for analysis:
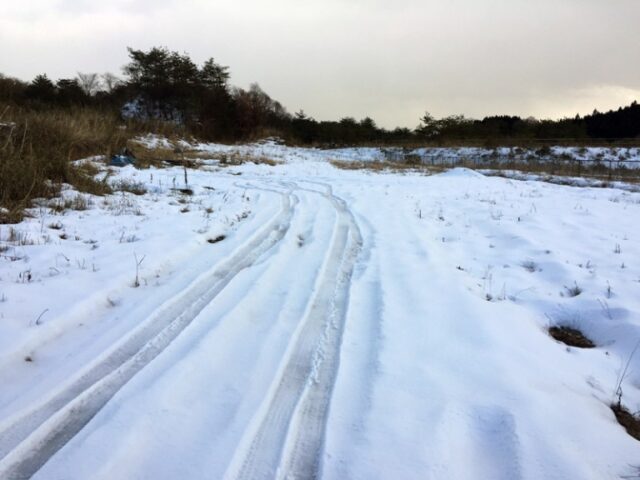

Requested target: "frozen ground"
[{"left": 0, "top": 141, "right": 639, "bottom": 479}]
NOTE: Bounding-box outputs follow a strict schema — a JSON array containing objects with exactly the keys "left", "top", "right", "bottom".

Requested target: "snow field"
[
  {"left": 322, "top": 167, "right": 640, "bottom": 479},
  {"left": 0, "top": 142, "right": 639, "bottom": 479}
]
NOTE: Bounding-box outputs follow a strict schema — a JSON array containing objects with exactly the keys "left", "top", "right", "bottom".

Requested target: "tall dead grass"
[
  {"left": 0, "top": 105, "right": 123, "bottom": 221},
  {"left": 0, "top": 104, "right": 185, "bottom": 223}
]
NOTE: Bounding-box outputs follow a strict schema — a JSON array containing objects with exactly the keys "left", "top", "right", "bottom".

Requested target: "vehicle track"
[
  {"left": 227, "top": 183, "right": 362, "bottom": 480},
  {"left": 0, "top": 187, "right": 295, "bottom": 480}
]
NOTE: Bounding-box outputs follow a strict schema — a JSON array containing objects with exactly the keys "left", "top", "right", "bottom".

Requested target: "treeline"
[
  {"left": 1, "top": 46, "right": 639, "bottom": 145},
  {"left": 417, "top": 107, "right": 640, "bottom": 142}
]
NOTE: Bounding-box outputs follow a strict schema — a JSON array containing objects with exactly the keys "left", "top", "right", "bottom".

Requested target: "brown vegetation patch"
[
  {"left": 548, "top": 326, "right": 595, "bottom": 348},
  {"left": 126, "top": 143, "right": 175, "bottom": 168},
  {"left": 330, "top": 159, "right": 450, "bottom": 175},
  {"left": 171, "top": 188, "right": 193, "bottom": 196},
  {"left": 221, "top": 152, "right": 280, "bottom": 166},
  {"left": 189, "top": 151, "right": 280, "bottom": 166},
  {"left": 611, "top": 403, "right": 640, "bottom": 441},
  {"left": 331, "top": 159, "right": 411, "bottom": 172}
]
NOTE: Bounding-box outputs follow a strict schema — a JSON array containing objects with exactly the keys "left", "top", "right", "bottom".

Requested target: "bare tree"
[
  {"left": 101, "top": 72, "right": 121, "bottom": 93},
  {"left": 77, "top": 72, "right": 101, "bottom": 95}
]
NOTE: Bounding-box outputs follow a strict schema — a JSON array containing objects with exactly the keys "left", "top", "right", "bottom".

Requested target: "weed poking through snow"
[
  {"left": 133, "top": 253, "right": 145, "bottom": 288},
  {"left": 562, "top": 282, "right": 583, "bottom": 297}
]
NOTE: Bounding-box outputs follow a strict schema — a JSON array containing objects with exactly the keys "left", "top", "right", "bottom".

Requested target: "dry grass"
[
  {"left": 0, "top": 105, "right": 124, "bottom": 222},
  {"left": 477, "top": 159, "right": 640, "bottom": 183},
  {"left": 331, "top": 159, "right": 402, "bottom": 172},
  {"left": 338, "top": 138, "right": 640, "bottom": 149},
  {"left": 330, "top": 160, "right": 389, "bottom": 171},
  {"left": 332, "top": 153, "right": 640, "bottom": 184},
  {"left": 127, "top": 143, "right": 178, "bottom": 168},
  {"left": 186, "top": 150, "right": 281, "bottom": 166},
  {"left": 330, "top": 159, "right": 444, "bottom": 174},
  {"left": 112, "top": 179, "right": 147, "bottom": 195},
  {"left": 0, "top": 104, "right": 188, "bottom": 223}
]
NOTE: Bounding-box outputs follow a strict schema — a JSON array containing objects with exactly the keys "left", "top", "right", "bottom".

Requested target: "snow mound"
[{"left": 436, "top": 167, "right": 485, "bottom": 179}]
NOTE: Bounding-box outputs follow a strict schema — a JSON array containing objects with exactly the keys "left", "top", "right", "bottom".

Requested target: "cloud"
[
  {"left": 1, "top": 0, "right": 639, "bottom": 128},
  {"left": 57, "top": 0, "right": 180, "bottom": 15}
]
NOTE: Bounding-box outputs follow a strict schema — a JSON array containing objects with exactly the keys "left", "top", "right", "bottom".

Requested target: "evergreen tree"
[
  {"left": 56, "top": 78, "right": 86, "bottom": 105},
  {"left": 25, "top": 74, "right": 56, "bottom": 103},
  {"left": 416, "top": 111, "right": 439, "bottom": 138},
  {"left": 200, "top": 59, "right": 230, "bottom": 90}
]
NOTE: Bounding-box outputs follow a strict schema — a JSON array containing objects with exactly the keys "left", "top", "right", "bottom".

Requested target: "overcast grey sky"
[{"left": 1, "top": 0, "right": 639, "bottom": 128}]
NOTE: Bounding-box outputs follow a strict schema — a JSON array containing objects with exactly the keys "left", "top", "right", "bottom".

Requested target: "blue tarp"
[{"left": 110, "top": 154, "right": 136, "bottom": 167}]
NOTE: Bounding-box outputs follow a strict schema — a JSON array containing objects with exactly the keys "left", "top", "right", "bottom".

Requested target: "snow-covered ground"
[{"left": 1, "top": 141, "right": 639, "bottom": 479}]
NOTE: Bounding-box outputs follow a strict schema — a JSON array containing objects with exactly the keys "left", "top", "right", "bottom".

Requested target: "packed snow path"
[
  {"left": 0, "top": 180, "right": 362, "bottom": 479},
  {"left": 0, "top": 155, "right": 639, "bottom": 479}
]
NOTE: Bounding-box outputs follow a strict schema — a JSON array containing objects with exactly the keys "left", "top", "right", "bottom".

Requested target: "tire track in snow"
[
  {"left": 324, "top": 215, "right": 386, "bottom": 480},
  {"left": 227, "top": 184, "right": 362, "bottom": 480},
  {"left": 0, "top": 188, "right": 295, "bottom": 480},
  {"left": 31, "top": 184, "right": 344, "bottom": 480}
]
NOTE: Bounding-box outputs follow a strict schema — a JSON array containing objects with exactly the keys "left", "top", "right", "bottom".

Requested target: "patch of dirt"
[
  {"left": 611, "top": 403, "right": 640, "bottom": 441},
  {"left": 548, "top": 326, "right": 595, "bottom": 348}
]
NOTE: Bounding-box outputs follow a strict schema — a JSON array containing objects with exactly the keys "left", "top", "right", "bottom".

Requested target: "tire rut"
[
  {"left": 0, "top": 188, "right": 295, "bottom": 480},
  {"left": 227, "top": 184, "right": 362, "bottom": 480}
]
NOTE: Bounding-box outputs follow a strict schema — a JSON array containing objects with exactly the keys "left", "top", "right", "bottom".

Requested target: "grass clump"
[{"left": 113, "top": 179, "right": 147, "bottom": 195}]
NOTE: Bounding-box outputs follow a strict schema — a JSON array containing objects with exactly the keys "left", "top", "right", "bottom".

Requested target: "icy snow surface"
[{"left": 1, "top": 143, "right": 639, "bottom": 479}]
